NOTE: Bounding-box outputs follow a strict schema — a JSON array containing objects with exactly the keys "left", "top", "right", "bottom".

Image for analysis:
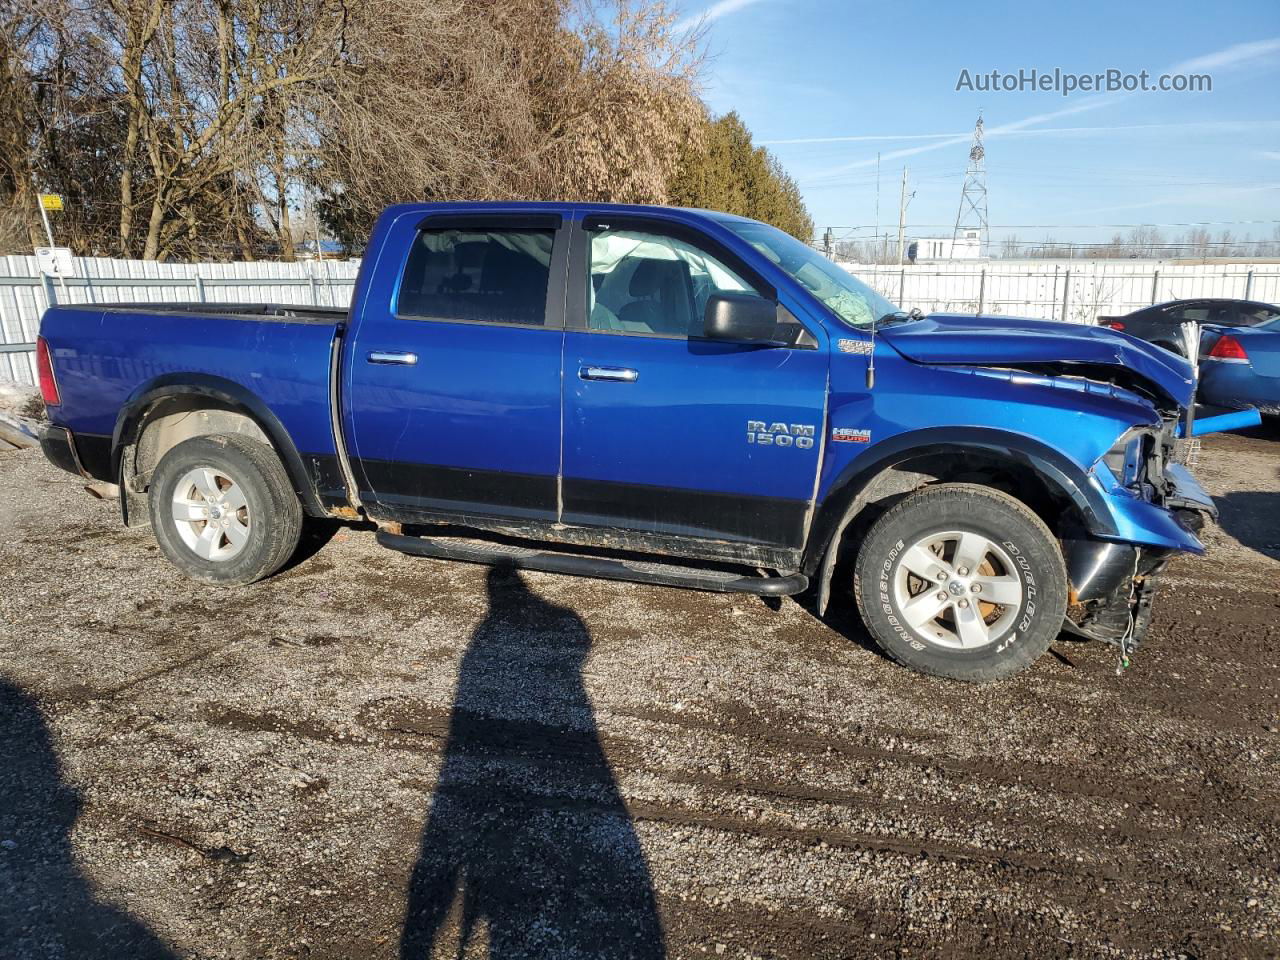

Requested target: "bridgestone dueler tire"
[
  {"left": 148, "top": 434, "right": 303, "bottom": 586},
  {"left": 853, "top": 483, "right": 1068, "bottom": 682}
]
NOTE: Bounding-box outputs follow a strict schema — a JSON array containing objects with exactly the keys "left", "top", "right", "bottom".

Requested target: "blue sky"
[{"left": 678, "top": 0, "right": 1280, "bottom": 248}]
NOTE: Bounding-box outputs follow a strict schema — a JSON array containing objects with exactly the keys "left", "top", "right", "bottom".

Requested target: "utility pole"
[
  {"left": 311, "top": 191, "right": 324, "bottom": 262},
  {"left": 822, "top": 227, "right": 834, "bottom": 259},
  {"left": 950, "top": 114, "right": 990, "bottom": 259},
  {"left": 896, "top": 166, "right": 909, "bottom": 266},
  {"left": 874, "top": 152, "right": 880, "bottom": 264}
]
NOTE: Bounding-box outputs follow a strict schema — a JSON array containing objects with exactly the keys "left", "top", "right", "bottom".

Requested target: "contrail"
[
  {"left": 798, "top": 36, "right": 1280, "bottom": 178},
  {"left": 762, "top": 120, "right": 1280, "bottom": 147}
]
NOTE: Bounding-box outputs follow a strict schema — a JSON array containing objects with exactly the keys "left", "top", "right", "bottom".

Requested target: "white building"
[{"left": 910, "top": 230, "right": 982, "bottom": 261}]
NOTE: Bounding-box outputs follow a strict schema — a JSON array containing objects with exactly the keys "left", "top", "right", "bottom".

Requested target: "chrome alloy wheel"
[
  {"left": 170, "top": 466, "right": 251, "bottom": 561},
  {"left": 891, "top": 530, "right": 1024, "bottom": 649}
]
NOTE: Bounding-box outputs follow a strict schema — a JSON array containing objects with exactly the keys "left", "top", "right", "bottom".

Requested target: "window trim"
[
  {"left": 569, "top": 215, "right": 790, "bottom": 341},
  {"left": 392, "top": 214, "right": 569, "bottom": 330}
]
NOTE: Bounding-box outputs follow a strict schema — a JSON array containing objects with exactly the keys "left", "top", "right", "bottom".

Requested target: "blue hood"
[{"left": 879, "top": 313, "right": 1195, "bottom": 409}]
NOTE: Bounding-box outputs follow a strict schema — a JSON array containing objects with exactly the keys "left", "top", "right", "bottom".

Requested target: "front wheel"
[
  {"left": 148, "top": 434, "right": 303, "bottom": 585},
  {"left": 853, "top": 483, "right": 1068, "bottom": 681}
]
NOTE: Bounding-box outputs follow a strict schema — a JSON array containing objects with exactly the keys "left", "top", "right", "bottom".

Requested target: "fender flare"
[
  {"left": 111, "top": 373, "right": 327, "bottom": 518},
  {"left": 804, "top": 426, "right": 1117, "bottom": 615}
]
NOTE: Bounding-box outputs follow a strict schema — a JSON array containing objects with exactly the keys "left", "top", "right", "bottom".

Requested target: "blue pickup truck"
[{"left": 37, "top": 202, "right": 1225, "bottom": 680}]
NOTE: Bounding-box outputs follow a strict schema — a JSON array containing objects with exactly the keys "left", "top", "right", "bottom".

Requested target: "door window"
[
  {"left": 397, "top": 229, "right": 555, "bottom": 326},
  {"left": 587, "top": 229, "right": 766, "bottom": 337}
]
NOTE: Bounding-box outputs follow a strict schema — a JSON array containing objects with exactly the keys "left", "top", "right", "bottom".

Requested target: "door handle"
[
  {"left": 579, "top": 365, "right": 638, "bottom": 383},
  {"left": 368, "top": 351, "right": 418, "bottom": 365}
]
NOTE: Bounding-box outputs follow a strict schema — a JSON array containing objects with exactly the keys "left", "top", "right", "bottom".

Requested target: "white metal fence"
[
  {"left": 4, "top": 254, "right": 1280, "bottom": 384},
  {"left": 842, "top": 258, "right": 1280, "bottom": 325},
  {"left": 0, "top": 255, "right": 359, "bottom": 384}
]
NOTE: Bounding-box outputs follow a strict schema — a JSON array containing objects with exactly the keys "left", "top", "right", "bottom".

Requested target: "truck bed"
[{"left": 38, "top": 302, "right": 344, "bottom": 490}]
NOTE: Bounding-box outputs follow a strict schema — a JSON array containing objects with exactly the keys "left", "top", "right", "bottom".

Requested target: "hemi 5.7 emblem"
[
  {"left": 747, "top": 421, "right": 815, "bottom": 448},
  {"left": 832, "top": 427, "right": 871, "bottom": 443}
]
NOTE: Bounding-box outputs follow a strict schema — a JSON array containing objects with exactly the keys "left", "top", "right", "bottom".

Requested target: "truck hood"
[{"left": 878, "top": 313, "right": 1195, "bottom": 409}]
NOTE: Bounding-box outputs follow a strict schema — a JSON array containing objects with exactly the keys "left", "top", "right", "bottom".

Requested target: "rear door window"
[{"left": 397, "top": 229, "right": 555, "bottom": 326}]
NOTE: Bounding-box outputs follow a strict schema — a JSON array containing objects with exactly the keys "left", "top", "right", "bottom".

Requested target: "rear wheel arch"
[
  {"left": 806, "top": 430, "right": 1109, "bottom": 615},
  {"left": 113, "top": 375, "right": 325, "bottom": 522}
]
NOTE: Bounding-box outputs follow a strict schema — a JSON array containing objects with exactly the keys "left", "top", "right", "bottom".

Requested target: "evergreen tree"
[{"left": 668, "top": 112, "right": 814, "bottom": 242}]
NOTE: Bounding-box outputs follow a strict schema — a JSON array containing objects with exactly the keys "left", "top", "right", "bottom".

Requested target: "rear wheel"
[
  {"left": 148, "top": 434, "right": 302, "bottom": 585},
  {"left": 853, "top": 483, "right": 1068, "bottom": 681}
]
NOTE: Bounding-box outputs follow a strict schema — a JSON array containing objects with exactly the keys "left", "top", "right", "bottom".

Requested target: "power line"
[{"left": 820, "top": 219, "right": 1280, "bottom": 230}]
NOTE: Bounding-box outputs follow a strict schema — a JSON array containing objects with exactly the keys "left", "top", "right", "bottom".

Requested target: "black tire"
[
  {"left": 852, "top": 483, "right": 1068, "bottom": 682},
  {"left": 148, "top": 434, "right": 303, "bottom": 585}
]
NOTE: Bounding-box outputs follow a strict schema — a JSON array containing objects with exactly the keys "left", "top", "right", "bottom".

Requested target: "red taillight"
[
  {"left": 1207, "top": 334, "right": 1249, "bottom": 362},
  {"left": 36, "top": 336, "right": 61, "bottom": 406},
  {"left": 1104, "top": 320, "right": 1125, "bottom": 330}
]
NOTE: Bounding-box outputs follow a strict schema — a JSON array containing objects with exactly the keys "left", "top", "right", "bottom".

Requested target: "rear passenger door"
[
  {"left": 559, "top": 214, "right": 828, "bottom": 559},
  {"left": 344, "top": 212, "right": 568, "bottom": 523}
]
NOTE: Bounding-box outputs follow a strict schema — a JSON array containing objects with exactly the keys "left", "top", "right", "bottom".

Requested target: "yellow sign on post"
[{"left": 39, "top": 193, "right": 63, "bottom": 212}]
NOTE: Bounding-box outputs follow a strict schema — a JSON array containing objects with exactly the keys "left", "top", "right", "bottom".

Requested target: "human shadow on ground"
[
  {"left": 0, "top": 678, "right": 175, "bottom": 958},
  {"left": 399, "top": 566, "right": 666, "bottom": 959}
]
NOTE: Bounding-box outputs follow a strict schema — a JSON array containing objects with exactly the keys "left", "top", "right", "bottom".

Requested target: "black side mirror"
[{"left": 703, "top": 293, "right": 780, "bottom": 344}]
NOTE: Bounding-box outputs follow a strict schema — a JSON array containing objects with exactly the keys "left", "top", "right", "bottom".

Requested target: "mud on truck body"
[{"left": 36, "top": 202, "right": 1253, "bottom": 680}]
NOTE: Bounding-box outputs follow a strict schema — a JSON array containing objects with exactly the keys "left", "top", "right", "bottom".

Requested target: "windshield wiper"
[{"left": 876, "top": 307, "right": 924, "bottom": 326}]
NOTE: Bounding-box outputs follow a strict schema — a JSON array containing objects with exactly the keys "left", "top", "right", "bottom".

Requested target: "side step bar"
[{"left": 376, "top": 531, "right": 808, "bottom": 596}]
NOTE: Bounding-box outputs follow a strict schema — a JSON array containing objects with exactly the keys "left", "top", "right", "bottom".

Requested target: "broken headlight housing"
[{"left": 1100, "top": 426, "right": 1161, "bottom": 494}]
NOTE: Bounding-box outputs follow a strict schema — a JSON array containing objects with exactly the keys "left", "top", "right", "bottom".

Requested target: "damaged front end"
[{"left": 1061, "top": 415, "right": 1218, "bottom": 666}]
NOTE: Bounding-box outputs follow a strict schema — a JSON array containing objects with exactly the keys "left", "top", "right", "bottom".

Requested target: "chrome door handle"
[
  {"left": 579, "top": 365, "right": 638, "bottom": 383},
  {"left": 368, "top": 351, "right": 418, "bottom": 365}
]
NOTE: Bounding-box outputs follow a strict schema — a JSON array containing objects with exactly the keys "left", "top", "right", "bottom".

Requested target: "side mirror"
[{"left": 703, "top": 293, "right": 781, "bottom": 344}]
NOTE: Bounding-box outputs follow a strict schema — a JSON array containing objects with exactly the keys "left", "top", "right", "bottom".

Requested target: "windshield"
[{"left": 716, "top": 218, "right": 899, "bottom": 328}]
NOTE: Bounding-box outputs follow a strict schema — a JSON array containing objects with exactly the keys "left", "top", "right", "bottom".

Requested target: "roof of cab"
[{"left": 378, "top": 200, "right": 760, "bottom": 226}]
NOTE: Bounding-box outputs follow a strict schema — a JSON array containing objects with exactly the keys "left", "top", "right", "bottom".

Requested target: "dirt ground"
[{"left": 1, "top": 424, "right": 1278, "bottom": 960}]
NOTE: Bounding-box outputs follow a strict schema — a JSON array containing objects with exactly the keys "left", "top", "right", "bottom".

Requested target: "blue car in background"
[
  {"left": 32, "top": 202, "right": 1254, "bottom": 682},
  {"left": 1200, "top": 317, "right": 1280, "bottom": 417}
]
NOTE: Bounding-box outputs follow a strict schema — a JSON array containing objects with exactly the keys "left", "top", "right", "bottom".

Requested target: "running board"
[{"left": 375, "top": 531, "right": 808, "bottom": 596}]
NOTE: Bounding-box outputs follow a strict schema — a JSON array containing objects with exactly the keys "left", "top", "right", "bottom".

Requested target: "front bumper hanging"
[{"left": 1061, "top": 459, "right": 1217, "bottom": 662}]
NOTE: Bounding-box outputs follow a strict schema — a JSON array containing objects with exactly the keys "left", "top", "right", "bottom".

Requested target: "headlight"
[{"left": 1101, "top": 428, "right": 1151, "bottom": 488}]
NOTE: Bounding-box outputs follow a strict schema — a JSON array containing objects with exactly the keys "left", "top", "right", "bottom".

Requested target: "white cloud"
[
  {"left": 1169, "top": 36, "right": 1280, "bottom": 73},
  {"left": 809, "top": 96, "right": 1118, "bottom": 178},
  {"left": 675, "top": 0, "right": 768, "bottom": 33},
  {"left": 1261, "top": 150, "right": 1280, "bottom": 161},
  {"left": 765, "top": 120, "right": 1280, "bottom": 147},
  {"left": 1071, "top": 182, "right": 1280, "bottom": 217},
  {"left": 798, "top": 37, "right": 1280, "bottom": 181}
]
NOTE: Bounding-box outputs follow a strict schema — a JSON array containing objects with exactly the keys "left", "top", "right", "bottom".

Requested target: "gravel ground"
[{"left": 1, "top": 424, "right": 1278, "bottom": 959}]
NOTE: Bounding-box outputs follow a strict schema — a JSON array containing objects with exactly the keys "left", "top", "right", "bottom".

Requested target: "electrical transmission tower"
[{"left": 950, "top": 115, "right": 989, "bottom": 259}]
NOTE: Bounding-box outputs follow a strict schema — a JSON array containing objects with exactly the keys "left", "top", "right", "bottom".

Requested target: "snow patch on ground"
[{"left": 0, "top": 382, "right": 43, "bottom": 422}]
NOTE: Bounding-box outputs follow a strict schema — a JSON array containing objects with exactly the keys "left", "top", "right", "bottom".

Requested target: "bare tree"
[
  {"left": 314, "top": 0, "right": 706, "bottom": 250},
  {"left": 5, "top": 0, "right": 713, "bottom": 259}
]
